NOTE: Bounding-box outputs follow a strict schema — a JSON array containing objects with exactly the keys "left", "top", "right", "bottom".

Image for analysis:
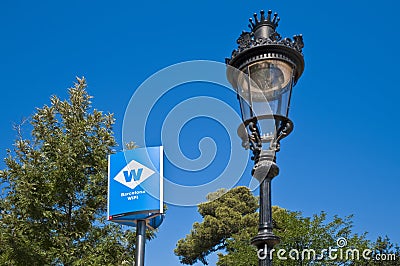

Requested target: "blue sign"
[{"left": 107, "top": 146, "right": 164, "bottom": 228}]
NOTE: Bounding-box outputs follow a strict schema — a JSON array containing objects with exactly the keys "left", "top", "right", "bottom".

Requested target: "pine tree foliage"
[{"left": 0, "top": 78, "right": 153, "bottom": 265}]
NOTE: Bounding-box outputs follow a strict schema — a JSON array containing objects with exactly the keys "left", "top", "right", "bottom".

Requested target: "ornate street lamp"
[{"left": 226, "top": 10, "right": 305, "bottom": 265}]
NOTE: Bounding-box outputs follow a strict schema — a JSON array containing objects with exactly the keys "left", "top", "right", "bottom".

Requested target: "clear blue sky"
[{"left": 1, "top": 0, "right": 399, "bottom": 265}]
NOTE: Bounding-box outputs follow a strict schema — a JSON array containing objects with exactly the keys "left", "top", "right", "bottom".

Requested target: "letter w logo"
[
  {"left": 113, "top": 159, "right": 155, "bottom": 189},
  {"left": 123, "top": 168, "right": 143, "bottom": 182}
]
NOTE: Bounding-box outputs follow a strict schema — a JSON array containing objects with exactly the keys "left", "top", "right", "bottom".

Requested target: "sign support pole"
[{"left": 135, "top": 220, "right": 146, "bottom": 266}]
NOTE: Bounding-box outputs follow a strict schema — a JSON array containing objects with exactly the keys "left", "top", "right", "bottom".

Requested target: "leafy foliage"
[
  {"left": 175, "top": 187, "right": 400, "bottom": 266},
  {"left": 0, "top": 78, "right": 154, "bottom": 265}
]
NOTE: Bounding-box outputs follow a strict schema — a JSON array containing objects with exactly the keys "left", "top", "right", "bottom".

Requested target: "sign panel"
[{"left": 107, "top": 146, "right": 163, "bottom": 227}]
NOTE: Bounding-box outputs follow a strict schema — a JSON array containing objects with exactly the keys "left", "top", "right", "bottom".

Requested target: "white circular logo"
[{"left": 336, "top": 237, "right": 348, "bottom": 248}]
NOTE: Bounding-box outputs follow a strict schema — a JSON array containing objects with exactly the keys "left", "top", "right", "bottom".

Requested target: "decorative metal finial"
[{"left": 248, "top": 10, "right": 280, "bottom": 31}]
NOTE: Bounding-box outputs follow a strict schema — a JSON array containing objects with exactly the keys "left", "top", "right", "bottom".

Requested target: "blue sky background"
[{"left": 1, "top": 0, "right": 399, "bottom": 265}]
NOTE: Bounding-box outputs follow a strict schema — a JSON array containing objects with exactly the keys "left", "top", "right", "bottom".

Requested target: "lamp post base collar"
[{"left": 251, "top": 232, "right": 281, "bottom": 248}]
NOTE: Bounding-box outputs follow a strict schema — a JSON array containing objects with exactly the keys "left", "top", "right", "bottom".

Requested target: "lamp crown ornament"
[
  {"left": 226, "top": 9, "right": 304, "bottom": 86},
  {"left": 248, "top": 10, "right": 280, "bottom": 31}
]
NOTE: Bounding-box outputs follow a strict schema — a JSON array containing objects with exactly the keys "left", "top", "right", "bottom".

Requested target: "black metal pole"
[
  {"left": 135, "top": 220, "right": 146, "bottom": 266},
  {"left": 259, "top": 177, "right": 273, "bottom": 266},
  {"left": 259, "top": 177, "right": 274, "bottom": 235},
  {"left": 251, "top": 151, "right": 280, "bottom": 266}
]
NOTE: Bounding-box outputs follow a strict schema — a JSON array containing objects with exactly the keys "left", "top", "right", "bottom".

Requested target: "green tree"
[
  {"left": 0, "top": 78, "right": 153, "bottom": 265},
  {"left": 175, "top": 186, "right": 399, "bottom": 265},
  {"left": 175, "top": 187, "right": 258, "bottom": 265}
]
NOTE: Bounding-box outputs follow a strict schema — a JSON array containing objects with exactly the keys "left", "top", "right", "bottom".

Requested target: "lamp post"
[{"left": 226, "top": 10, "right": 305, "bottom": 266}]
